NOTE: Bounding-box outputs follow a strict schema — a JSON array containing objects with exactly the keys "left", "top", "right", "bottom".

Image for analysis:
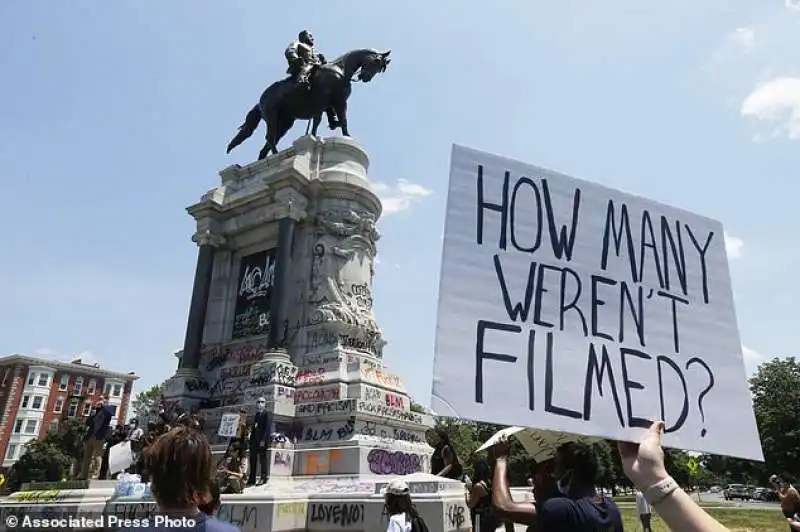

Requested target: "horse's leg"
[
  {"left": 275, "top": 117, "right": 295, "bottom": 148},
  {"left": 310, "top": 113, "right": 323, "bottom": 137},
  {"left": 259, "top": 116, "right": 277, "bottom": 159},
  {"left": 334, "top": 101, "right": 349, "bottom": 137}
]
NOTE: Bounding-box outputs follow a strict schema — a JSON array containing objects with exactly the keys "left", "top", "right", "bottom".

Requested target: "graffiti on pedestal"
[
  {"left": 447, "top": 504, "right": 467, "bottom": 529},
  {"left": 250, "top": 361, "right": 297, "bottom": 387},
  {"left": 232, "top": 249, "right": 276, "bottom": 340},
  {"left": 301, "top": 417, "right": 356, "bottom": 442},
  {"left": 308, "top": 502, "right": 365, "bottom": 528},
  {"left": 295, "top": 385, "right": 341, "bottom": 404},
  {"left": 357, "top": 421, "right": 423, "bottom": 443},
  {"left": 366, "top": 449, "right": 424, "bottom": 475}
]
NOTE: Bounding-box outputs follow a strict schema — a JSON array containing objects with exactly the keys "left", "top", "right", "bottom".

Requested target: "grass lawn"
[{"left": 620, "top": 507, "right": 789, "bottom": 531}]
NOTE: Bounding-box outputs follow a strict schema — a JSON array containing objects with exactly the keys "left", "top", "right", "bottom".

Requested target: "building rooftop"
[{"left": 0, "top": 354, "right": 138, "bottom": 380}]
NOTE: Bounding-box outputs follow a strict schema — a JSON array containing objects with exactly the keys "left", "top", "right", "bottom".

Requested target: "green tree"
[
  {"left": 131, "top": 381, "right": 167, "bottom": 421},
  {"left": 701, "top": 358, "right": 800, "bottom": 486},
  {"left": 6, "top": 440, "right": 72, "bottom": 492}
]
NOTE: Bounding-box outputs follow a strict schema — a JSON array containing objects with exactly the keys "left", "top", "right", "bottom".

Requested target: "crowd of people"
[{"left": 74, "top": 395, "right": 799, "bottom": 531}]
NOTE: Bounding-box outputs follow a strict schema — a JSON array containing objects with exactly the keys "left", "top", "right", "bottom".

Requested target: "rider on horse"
[
  {"left": 284, "top": 30, "right": 339, "bottom": 129},
  {"left": 285, "top": 30, "right": 324, "bottom": 90}
]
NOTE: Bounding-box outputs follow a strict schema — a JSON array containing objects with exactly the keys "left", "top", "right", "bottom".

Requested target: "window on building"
[
  {"left": 49, "top": 420, "right": 59, "bottom": 435},
  {"left": 21, "top": 395, "right": 30, "bottom": 409},
  {"left": 31, "top": 396, "right": 43, "bottom": 410},
  {"left": 87, "top": 379, "right": 96, "bottom": 394},
  {"left": 14, "top": 420, "right": 23, "bottom": 433},
  {"left": 54, "top": 397, "right": 64, "bottom": 413},
  {"left": 112, "top": 384, "right": 122, "bottom": 397},
  {"left": 37, "top": 373, "right": 48, "bottom": 387},
  {"left": 27, "top": 372, "right": 36, "bottom": 386},
  {"left": 82, "top": 402, "right": 92, "bottom": 416},
  {"left": 24, "top": 420, "right": 37, "bottom": 434},
  {"left": 59, "top": 374, "right": 69, "bottom": 391},
  {"left": 5, "top": 444, "right": 17, "bottom": 460},
  {"left": 68, "top": 402, "right": 78, "bottom": 418},
  {"left": 74, "top": 376, "right": 83, "bottom": 395},
  {"left": 104, "top": 383, "right": 111, "bottom": 396}
]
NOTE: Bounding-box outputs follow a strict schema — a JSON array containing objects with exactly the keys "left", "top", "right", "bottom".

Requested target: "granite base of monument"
[{"left": 0, "top": 475, "right": 471, "bottom": 532}]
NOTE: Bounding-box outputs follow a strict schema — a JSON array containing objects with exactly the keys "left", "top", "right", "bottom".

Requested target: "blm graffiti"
[{"left": 233, "top": 249, "right": 276, "bottom": 340}]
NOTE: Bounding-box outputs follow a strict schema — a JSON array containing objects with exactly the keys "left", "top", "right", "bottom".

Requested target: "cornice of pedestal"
[{"left": 192, "top": 229, "right": 227, "bottom": 248}]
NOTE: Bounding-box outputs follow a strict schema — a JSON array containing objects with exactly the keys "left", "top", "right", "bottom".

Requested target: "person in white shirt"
[
  {"left": 635, "top": 489, "right": 653, "bottom": 531},
  {"left": 383, "top": 478, "right": 427, "bottom": 532}
]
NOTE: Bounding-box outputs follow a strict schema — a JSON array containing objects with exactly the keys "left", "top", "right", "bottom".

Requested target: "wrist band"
[{"left": 643, "top": 476, "right": 679, "bottom": 505}]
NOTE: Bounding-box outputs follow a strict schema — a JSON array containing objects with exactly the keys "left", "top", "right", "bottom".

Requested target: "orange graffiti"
[{"left": 303, "top": 449, "right": 343, "bottom": 475}]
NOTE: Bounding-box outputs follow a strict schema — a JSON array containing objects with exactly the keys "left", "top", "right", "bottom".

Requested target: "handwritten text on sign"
[
  {"left": 432, "top": 144, "right": 762, "bottom": 460},
  {"left": 217, "top": 413, "right": 241, "bottom": 438}
]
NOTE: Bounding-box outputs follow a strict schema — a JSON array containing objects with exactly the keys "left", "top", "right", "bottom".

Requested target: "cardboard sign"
[
  {"left": 432, "top": 144, "right": 762, "bottom": 461},
  {"left": 217, "top": 413, "right": 241, "bottom": 438},
  {"left": 109, "top": 441, "right": 134, "bottom": 475}
]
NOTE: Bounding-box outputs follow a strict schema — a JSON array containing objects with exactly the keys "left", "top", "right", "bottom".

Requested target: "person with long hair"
[
  {"left": 383, "top": 479, "right": 428, "bottom": 532},
  {"left": 428, "top": 428, "right": 463, "bottom": 479},
  {"left": 465, "top": 460, "right": 500, "bottom": 532},
  {"left": 120, "top": 426, "right": 239, "bottom": 532}
]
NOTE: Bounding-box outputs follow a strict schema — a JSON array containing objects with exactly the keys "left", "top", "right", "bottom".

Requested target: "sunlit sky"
[{"left": 1, "top": 1, "right": 798, "bottom": 406}]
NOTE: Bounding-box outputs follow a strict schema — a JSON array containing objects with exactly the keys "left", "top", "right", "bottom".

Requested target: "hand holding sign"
[{"left": 617, "top": 420, "right": 668, "bottom": 490}]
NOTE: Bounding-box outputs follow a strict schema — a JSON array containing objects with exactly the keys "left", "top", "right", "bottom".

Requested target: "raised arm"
[
  {"left": 618, "top": 421, "right": 731, "bottom": 532},
  {"left": 491, "top": 437, "right": 537, "bottom": 526}
]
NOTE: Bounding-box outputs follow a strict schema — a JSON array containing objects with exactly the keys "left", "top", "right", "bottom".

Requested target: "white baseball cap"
[{"left": 382, "top": 479, "right": 410, "bottom": 496}]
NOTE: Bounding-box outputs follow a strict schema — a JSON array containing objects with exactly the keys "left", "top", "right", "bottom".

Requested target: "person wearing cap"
[{"left": 383, "top": 479, "right": 428, "bottom": 532}]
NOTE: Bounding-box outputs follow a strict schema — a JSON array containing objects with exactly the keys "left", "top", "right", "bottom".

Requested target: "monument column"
[
  {"left": 267, "top": 214, "right": 296, "bottom": 348},
  {"left": 180, "top": 229, "right": 224, "bottom": 369}
]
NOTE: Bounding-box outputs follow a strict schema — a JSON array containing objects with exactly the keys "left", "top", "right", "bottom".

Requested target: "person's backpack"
[{"left": 410, "top": 513, "right": 430, "bottom": 532}]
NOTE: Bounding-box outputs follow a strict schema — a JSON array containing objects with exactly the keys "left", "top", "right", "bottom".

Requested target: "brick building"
[{"left": 0, "top": 354, "right": 138, "bottom": 469}]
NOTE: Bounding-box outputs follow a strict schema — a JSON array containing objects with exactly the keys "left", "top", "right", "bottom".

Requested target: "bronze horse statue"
[{"left": 227, "top": 48, "right": 391, "bottom": 160}]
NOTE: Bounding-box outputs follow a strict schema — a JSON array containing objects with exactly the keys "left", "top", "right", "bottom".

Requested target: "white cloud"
[
  {"left": 787, "top": 0, "right": 800, "bottom": 11},
  {"left": 731, "top": 27, "right": 756, "bottom": 52},
  {"left": 724, "top": 232, "right": 744, "bottom": 259},
  {"left": 741, "top": 77, "right": 800, "bottom": 140},
  {"left": 372, "top": 179, "right": 433, "bottom": 215},
  {"left": 742, "top": 345, "right": 764, "bottom": 375}
]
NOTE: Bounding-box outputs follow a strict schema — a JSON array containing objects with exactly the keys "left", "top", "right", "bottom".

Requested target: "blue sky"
[{"left": 1, "top": 1, "right": 798, "bottom": 406}]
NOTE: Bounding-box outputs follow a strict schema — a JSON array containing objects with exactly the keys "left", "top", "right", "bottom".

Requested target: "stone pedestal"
[{"left": 159, "top": 136, "right": 465, "bottom": 531}]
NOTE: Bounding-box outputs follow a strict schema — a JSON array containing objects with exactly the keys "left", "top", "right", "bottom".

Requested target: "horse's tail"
[{"left": 226, "top": 104, "right": 261, "bottom": 153}]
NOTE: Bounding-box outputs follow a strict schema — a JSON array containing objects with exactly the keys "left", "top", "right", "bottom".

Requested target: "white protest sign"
[
  {"left": 217, "top": 413, "right": 241, "bottom": 438},
  {"left": 432, "top": 144, "right": 763, "bottom": 461},
  {"left": 109, "top": 441, "right": 134, "bottom": 475}
]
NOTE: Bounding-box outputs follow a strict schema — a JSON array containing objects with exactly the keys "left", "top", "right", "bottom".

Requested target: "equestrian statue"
[{"left": 226, "top": 30, "right": 391, "bottom": 160}]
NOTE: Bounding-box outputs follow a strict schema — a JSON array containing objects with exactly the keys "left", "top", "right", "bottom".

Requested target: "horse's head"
[{"left": 357, "top": 50, "right": 391, "bottom": 82}]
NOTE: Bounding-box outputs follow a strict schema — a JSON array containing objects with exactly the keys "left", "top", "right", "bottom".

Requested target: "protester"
[
  {"left": 248, "top": 397, "right": 271, "bottom": 486},
  {"left": 465, "top": 460, "right": 500, "bottom": 532},
  {"left": 127, "top": 418, "right": 144, "bottom": 474},
  {"left": 491, "top": 436, "right": 623, "bottom": 530},
  {"left": 775, "top": 475, "right": 800, "bottom": 517},
  {"left": 216, "top": 441, "right": 248, "bottom": 494},
  {"left": 635, "top": 489, "right": 653, "bottom": 532},
  {"left": 383, "top": 478, "right": 429, "bottom": 532},
  {"left": 618, "top": 420, "right": 731, "bottom": 532},
  {"left": 120, "top": 426, "right": 239, "bottom": 532},
  {"left": 79, "top": 395, "right": 114, "bottom": 480},
  {"left": 428, "top": 428, "right": 463, "bottom": 479}
]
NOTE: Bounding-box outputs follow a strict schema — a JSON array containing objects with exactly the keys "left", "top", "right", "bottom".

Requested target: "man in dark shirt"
[
  {"left": 492, "top": 435, "right": 624, "bottom": 531},
  {"left": 78, "top": 395, "right": 114, "bottom": 480},
  {"left": 247, "top": 397, "right": 271, "bottom": 486}
]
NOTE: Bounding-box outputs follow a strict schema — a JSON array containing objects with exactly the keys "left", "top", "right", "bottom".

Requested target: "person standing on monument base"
[
  {"left": 247, "top": 396, "right": 270, "bottom": 486},
  {"left": 78, "top": 394, "right": 114, "bottom": 480},
  {"left": 428, "top": 428, "right": 463, "bottom": 480}
]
